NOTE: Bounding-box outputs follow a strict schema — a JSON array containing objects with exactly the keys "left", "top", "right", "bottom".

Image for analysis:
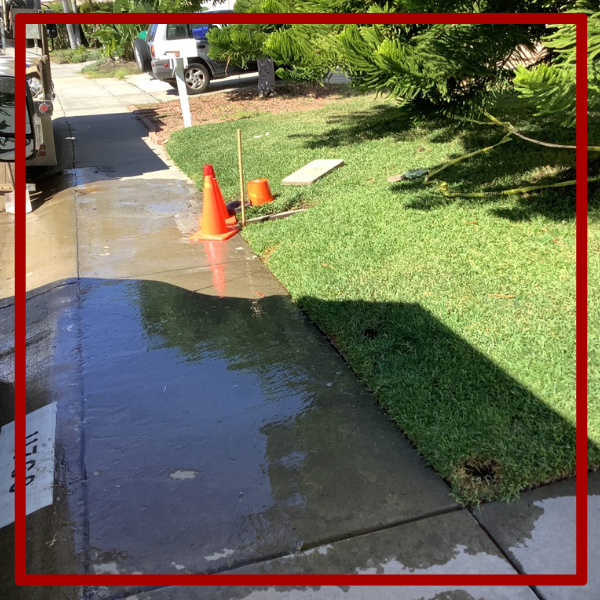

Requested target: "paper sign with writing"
[{"left": 0, "top": 403, "right": 57, "bottom": 529}]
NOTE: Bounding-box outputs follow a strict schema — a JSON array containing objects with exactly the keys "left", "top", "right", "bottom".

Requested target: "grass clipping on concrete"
[{"left": 167, "top": 92, "right": 598, "bottom": 505}]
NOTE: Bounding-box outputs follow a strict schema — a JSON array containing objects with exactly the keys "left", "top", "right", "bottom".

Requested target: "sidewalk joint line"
[
  {"left": 102, "top": 505, "right": 464, "bottom": 600},
  {"left": 468, "top": 509, "right": 547, "bottom": 599},
  {"left": 292, "top": 504, "right": 464, "bottom": 557},
  {"left": 73, "top": 279, "right": 93, "bottom": 583},
  {"left": 54, "top": 91, "right": 81, "bottom": 280}
]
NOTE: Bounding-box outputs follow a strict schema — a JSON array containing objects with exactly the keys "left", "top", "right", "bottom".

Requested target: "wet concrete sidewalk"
[{"left": 0, "top": 63, "right": 596, "bottom": 600}]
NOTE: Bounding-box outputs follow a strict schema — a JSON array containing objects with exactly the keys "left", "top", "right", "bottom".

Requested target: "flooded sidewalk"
[{"left": 0, "top": 63, "right": 596, "bottom": 600}]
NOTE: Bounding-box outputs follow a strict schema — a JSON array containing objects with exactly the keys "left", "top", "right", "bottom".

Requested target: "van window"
[
  {"left": 146, "top": 24, "right": 158, "bottom": 43},
  {"left": 166, "top": 24, "right": 189, "bottom": 40},
  {"left": 166, "top": 24, "right": 210, "bottom": 40}
]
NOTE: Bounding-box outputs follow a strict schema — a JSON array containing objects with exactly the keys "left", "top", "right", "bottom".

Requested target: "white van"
[{"left": 134, "top": 17, "right": 257, "bottom": 95}]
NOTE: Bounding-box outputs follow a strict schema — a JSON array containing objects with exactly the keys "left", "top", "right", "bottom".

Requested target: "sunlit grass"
[{"left": 167, "top": 91, "right": 598, "bottom": 504}]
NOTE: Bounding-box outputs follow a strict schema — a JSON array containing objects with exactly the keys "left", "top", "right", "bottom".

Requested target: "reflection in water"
[
  {"left": 81, "top": 279, "right": 328, "bottom": 573},
  {"left": 203, "top": 242, "right": 227, "bottom": 298},
  {"left": 79, "top": 279, "right": 456, "bottom": 575}
]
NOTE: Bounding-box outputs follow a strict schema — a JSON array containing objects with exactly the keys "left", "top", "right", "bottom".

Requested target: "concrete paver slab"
[
  {"left": 132, "top": 258, "right": 289, "bottom": 298},
  {"left": 94, "top": 80, "right": 139, "bottom": 89},
  {"left": 65, "top": 112, "right": 167, "bottom": 176},
  {"left": 113, "top": 93, "right": 161, "bottom": 106},
  {"left": 282, "top": 159, "right": 345, "bottom": 186},
  {"left": 61, "top": 106, "right": 133, "bottom": 117},
  {"left": 475, "top": 471, "right": 599, "bottom": 599},
  {"left": 122, "top": 511, "right": 538, "bottom": 600},
  {"left": 125, "top": 75, "right": 176, "bottom": 101}
]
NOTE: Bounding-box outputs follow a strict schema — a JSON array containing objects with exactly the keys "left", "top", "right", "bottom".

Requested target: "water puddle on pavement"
[{"left": 7, "top": 277, "right": 453, "bottom": 579}]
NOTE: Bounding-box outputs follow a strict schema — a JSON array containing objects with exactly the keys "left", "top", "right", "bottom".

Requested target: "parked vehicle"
[
  {"left": 0, "top": 55, "right": 42, "bottom": 212},
  {"left": 0, "top": 56, "right": 40, "bottom": 161},
  {"left": 0, "top": 19, "right": 55, "bottom": 172},
  {"left": 134, "top": 15, "right": 257, "bottom": 95}
]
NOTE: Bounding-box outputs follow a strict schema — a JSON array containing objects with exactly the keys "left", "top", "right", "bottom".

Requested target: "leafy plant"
[
  {"left": 50, "top": 48, "right": 104, "bottom": 63},
  {"left": 208, "top": 0, "right": 563, "bottom": 114},
  {"left": 92, "top": 23, "right": 145, "bottom": 60},
  {"left": 274, "top": 66, "right": 332, "bottom": 84}
]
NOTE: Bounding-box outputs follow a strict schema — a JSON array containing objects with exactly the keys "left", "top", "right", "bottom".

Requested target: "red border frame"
[{"left": 14, "top": 11, "right": 588, "bottom": 588}]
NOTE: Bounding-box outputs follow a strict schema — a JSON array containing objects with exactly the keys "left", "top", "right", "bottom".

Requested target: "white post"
[{"left": 172, "top": 57, "right": 192, "bottom": 129}]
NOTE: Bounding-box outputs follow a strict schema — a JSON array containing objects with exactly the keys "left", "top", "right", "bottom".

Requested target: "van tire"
[
  {"left": 133, "top": 39, "right": 152, "bottom": 73},
  {"left": 184, "top": 63, "right": 210, "bottom": 95}
]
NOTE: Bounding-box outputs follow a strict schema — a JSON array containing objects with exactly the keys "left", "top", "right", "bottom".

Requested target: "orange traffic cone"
[
  {"left": 213, "top": 176, "right": 238, "bottom": 226},
  {"left": 190, "top": 172, "right": 238, "bottom": 242},
  {"left": 199, "top": 165, "right": 237, "bottom": 227},
  {"left": 247, "top": 178, "right": 274, "bottom": 206}
]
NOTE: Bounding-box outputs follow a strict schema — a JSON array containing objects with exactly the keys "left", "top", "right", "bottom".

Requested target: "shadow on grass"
[
  {"left": 287, "top": 103, "right": 432, "bottom": 148},
  {"left": 292, "top": 295, "right": 595, "bottom": 505},
  {"left": 124, "top": 280, "right": 595, "bottom": 505},
  {"left": 290, "top": 93, "right": 599, "bottom": 221}
]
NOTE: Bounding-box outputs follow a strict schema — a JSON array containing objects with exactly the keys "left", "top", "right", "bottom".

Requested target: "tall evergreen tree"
[
  {"left": 514, "top": 1, "right": 600, "bottom": 125},
  {"left": 207, "top": 0, "right": 292, "bottom": 97},
  {"left": 209, "top": 0, "right": 578, "bottom": 117}
]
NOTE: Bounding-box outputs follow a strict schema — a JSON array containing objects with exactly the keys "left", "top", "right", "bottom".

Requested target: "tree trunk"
[
  {"left": 69, "top": 0, "right": 83, "bottom": 47},
  {"left": 257, "top": 58, "right": 275, "bottom": 98},
  {"left": 60, "top": 0, "right": 79, "bottom": 49}
]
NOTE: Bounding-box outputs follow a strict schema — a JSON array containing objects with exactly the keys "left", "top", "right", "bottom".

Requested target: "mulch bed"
[{"left": 132, "top": 83, "right": 356, "bottom": 145}]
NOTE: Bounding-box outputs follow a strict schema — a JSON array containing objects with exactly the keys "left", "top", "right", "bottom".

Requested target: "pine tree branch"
[
  {"left": 436, "top": 175, "right": 600, "bottom": 198},
  {"left": 424, "top": 135, "right": 513, "bottom": 183},
  {"left": 483, "top": 112, "right": 600, "bottom": 152}
]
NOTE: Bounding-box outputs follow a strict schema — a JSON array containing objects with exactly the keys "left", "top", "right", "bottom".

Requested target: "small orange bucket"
[{"left": 247, "top": 178, "right": 274, "bottom": 206}]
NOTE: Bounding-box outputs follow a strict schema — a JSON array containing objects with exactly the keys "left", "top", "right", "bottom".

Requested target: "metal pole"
[{"left": 237, "top": 129, "right": 245, "bottom": 227}]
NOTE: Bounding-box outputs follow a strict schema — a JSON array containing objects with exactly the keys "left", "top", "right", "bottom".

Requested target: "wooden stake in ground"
[{"left": 237, "top": 129, "right": 246, "bottom": 227}]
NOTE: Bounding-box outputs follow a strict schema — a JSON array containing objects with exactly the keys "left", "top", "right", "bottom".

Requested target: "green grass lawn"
[
  {"left": 80, "top": 59, "right": 140, "bottom": 79},
  {"left": 167, "top": 91, "right": 599, "bottom": 505}
]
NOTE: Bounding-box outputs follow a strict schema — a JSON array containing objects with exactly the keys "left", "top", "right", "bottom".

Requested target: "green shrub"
[
  {"left": 50, "top": 47, "right": 103, "bottom": 64},
  {"left": 91, "top": 23, "right": 146, "bottom": 60}
]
